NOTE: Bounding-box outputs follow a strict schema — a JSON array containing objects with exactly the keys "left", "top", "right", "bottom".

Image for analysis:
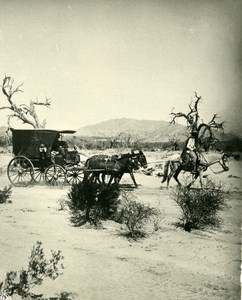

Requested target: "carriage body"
[{"left": 8, "top": 128, "right": 83, "bottom": 186}]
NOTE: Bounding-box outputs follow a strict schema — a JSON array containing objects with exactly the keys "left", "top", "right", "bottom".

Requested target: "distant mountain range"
[
  {"left": 75, "top": 118, "right": 189, "bottom": 142},
  {"left": 0, "top": 118, "right": 240, "bottom": 144}
]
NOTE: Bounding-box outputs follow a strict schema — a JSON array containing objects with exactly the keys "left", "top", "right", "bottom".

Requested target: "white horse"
[{"left": 161, "top": 152, "right": 229, "bottom": 188}]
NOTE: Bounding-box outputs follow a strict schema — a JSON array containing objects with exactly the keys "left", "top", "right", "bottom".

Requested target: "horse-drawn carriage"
[
  {"left": 7, "top": 128, "right": 84, "bottom": 186},
  {"left": 7, "top": 128, "right": 147, "bottom": 187}
]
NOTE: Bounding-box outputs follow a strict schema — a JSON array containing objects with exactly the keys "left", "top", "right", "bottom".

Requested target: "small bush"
[
  {"left": 0, "top": 134, "right": 11, "bottom": 148},
  {"left": 118, "top": 190, "right": 161, "bottom": 239},
  {"left": 57, "top": 197, "right": 67, "bottom": 211},
  {"left": 0, "top": 241, "right": 64, "bottom": 299},
  {"left": 172, "top": 179, "right": 228, "bottom": 232},
  {"left": 0, "top": 186, "right": 12, "bottom": 204},
  {"left": 67, "top": 181, "right": 120, "bottom": 226}
]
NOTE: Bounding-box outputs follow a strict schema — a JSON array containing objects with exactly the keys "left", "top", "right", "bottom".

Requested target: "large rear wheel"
[
  {"left": 7, "top": 156, "right": 34, "bottom": 187},
  {"left": 45, "top": 164, "right": 66, "bottom": 186}
]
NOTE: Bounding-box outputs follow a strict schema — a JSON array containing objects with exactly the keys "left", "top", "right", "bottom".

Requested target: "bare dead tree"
[
  {"left": 170, "top": 92, "right": 225, "bottom": 150},
  {"left": 109, "top": 132, "right": 125, "bottom": 148},
  {"left": 168, "top": 135, "right": 180, "bottom": 151},
  {"left": 0, "top": 75, "right": 51, "bottom": 128}
]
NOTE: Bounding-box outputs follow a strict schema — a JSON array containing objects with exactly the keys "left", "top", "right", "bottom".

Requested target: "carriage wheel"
[
  {"left": 7, "top": 156, "right": 34, "bottom": 187},
  {"left": 66, "top": 168, "right": 84, "bottom": 185},
  {"left": 45, "top": 164, "right": 66, "bottom": 186},
  {"left": 33, "top": 168, "right": 46, "bottom": 183}
]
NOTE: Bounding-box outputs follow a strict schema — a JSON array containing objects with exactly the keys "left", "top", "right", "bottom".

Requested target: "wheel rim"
[
  {"left": 45, "top": 164, "right": 66, "bottom": 185},
  {"left": 66, "top": 168, "right": 84, "bottom": 185},
  {"left": 7, "top": 156, "right": 34, "bottom": 187}
]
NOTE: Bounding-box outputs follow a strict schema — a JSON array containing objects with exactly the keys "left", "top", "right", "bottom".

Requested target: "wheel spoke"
[{"left": 33, "top": 168, "right": 46, "bottom": 183}]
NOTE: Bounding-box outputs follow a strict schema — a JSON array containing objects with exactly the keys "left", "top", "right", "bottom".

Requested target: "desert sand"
[{"left": 0, "top": 151, "right": 241, "bottom": 300}]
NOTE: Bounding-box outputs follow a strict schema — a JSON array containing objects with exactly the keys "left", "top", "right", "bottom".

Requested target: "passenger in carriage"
[{"left": 39, "top": 143, "right": 48, "bottom": 167}]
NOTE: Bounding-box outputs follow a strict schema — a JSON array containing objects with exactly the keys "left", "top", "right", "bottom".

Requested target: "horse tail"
[{"left": 161, "top": 160, "right": 170, "bottom": 183}]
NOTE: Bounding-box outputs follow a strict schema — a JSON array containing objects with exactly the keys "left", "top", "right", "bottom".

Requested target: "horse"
[
  {"left": 161, "top": 152, "right": 229, "bottom": 188},
  {"left": 83, "top": 150, "right": 147, "bottom": 187}
]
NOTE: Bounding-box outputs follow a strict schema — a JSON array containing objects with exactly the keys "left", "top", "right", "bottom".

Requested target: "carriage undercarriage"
[{"left": 7, "top": 155, "right": 86, "bottom": 186}]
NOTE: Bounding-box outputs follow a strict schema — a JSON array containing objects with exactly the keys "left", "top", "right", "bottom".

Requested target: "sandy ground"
[{"left": 0, "top": 151, "right": 241, "bottom": 300}]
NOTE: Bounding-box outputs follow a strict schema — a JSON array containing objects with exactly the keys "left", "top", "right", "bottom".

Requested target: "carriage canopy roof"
[{"left": 10, "top": 128, "right": 76, "bottom": 157}]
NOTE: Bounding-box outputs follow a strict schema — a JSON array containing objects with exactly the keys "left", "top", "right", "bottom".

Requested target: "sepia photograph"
[{"left": 0, "top": 1, "right": 241, "bottom": 299}]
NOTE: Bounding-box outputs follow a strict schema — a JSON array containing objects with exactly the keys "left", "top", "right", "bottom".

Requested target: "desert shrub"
[
  {"left": 172, "top": 179, "right": 228, "bottom": 232},
  {"left": 0, "top": 241, "right": 64, "bottom": 299},
  {"left": 67, "top": 181, "right": 120, "bottom": 226},
  {"left": 117, "top": 190, "right": 161, "bottom": 239},
  {"left": 57, "top": 196, "right": 68, "bottom": 211},
  {"left": 57, "top": 291, "right": 76, "bottom": 300},
  {"left": 0, "top": 186, "right": 12, "bottom": 204},
  {"left": 0, "top": 134, "right": 10, "bottom": 148}
]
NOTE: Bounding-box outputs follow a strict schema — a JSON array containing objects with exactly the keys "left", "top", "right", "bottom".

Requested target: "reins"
[{"left": 199, "top": 153, "right": 227, "bottom": 174}]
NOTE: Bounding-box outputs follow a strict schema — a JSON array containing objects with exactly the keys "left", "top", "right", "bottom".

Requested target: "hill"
[{"left": 75, "top": 118, "right": 188, "bottom": 143}]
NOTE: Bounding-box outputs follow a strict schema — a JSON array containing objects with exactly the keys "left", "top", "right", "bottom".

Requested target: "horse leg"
[
  {"left": 187, "top": 173, "right": 199, "bottom": 189},
  {"left": 166, "top": 167, "right": 175, "bottom": 188},
  {"left": 161, "top": 161, "right": 172, "bottom": 188},
  {"left": 101, "top": 173, "right": 106, "bottom": 184},
  {"left": 115, "top": 173, "right": 124, "bottom": 186},
  {"left": 83, "top": 171, "right": 90, "bottom": 183},
  {"left": 199, "top": 170, "right": 204, "bottom": 189},
  {"left": 161, "top": 161, "right": 170, "bottom": 184},
  {"left": 107, "top": 174, "right": 114, "bottom": 186},
  {"left": 129, "top": 171, "right": 138, "bottom": 187},
  {"left": 173, "top": 167, "right": 182, "bottom": 187},
  {"left": 89, "top": 172, "right": 96, "bottom": 183}
]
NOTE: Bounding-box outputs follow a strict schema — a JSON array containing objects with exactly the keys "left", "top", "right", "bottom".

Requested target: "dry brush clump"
[
  {"left": 0, "top": 186, "right": 12, "bottom": 204},
  {"left": 67, "top": 181, "right": 163, "bottom": 239},
  {"left": 172, "top": 179, "right": 229, "bottom": 232},
  {"left": 0, "top": 241, "right": 69, "bottom": 300},
  {"left": 67, "top": 180, "right": 120, "bottom": 226},
  {"left": 117, "top": 190, "right": 163, "bottom": 239}
]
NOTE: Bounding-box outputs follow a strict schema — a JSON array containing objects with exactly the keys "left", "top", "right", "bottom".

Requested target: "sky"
[{"left": 0, "top": 0, "right": 241, "bottom": 132}]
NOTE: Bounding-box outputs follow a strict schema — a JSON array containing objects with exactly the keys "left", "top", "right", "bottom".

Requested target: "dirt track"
[{"left": 0, "top": 151, "right": 241, "bottom": 299}]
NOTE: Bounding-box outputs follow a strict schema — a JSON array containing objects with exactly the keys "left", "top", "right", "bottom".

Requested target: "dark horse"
[
  {"left": 84, "top": 150, "right": 147, "bottom": 187},
  {"left": 161, "top": 152, "right": 229, "bottom": 188}
]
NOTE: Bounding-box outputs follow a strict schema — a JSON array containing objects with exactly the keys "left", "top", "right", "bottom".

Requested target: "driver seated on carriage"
[
  {"left": 50, "top": 135, "right": 68, "bottom": 164},
  {"left": 181, "top": 130, "right": 199, "bottom": 172}
]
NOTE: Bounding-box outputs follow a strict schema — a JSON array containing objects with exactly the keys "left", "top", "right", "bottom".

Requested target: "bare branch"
[
  {"left": 170, "top": 111, "right": 191, "bottom": 125},
  {"left": 170, "top": 93, "right": 225, "bottom": 151},
  {"left": 32, "top": 97, "right": 51, "bottom": 107},
  {"left": 207, "top": 114, "right": 224, "bottom": 130},
  {"left": 194, "top": 92, "right": 201, "bottom": 112},
  {"left": 1, "top": 75, "right": 51, "bottom": 128},
  {"left": 0, "top": 106, "right": 12, "bottom": 111}
]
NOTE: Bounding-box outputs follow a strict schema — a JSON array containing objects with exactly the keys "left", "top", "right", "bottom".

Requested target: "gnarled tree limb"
[
  {"left": 169, "top": 92, "right": 224, "bottom": 151},
  {"left": 0, "top": 75, "right": 51, "bottom": 128}
]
